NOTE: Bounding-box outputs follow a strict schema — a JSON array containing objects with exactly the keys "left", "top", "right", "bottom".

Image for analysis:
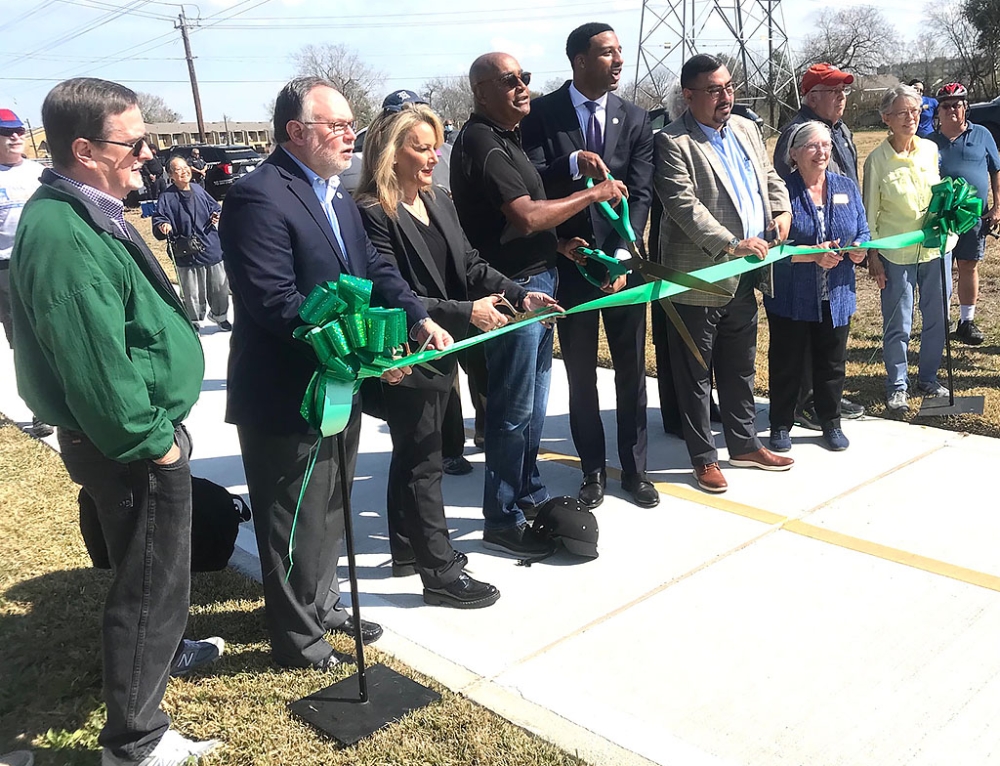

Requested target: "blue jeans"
[
  {"left": 482, "top": 267, "right": 556, "bottom": 529},
  {"left": 879, "top": 254, "right": 951, "bottom": 394}
]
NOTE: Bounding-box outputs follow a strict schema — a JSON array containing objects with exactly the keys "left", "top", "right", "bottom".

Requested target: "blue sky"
[{"left": 2, "top": 0, "right": 923, "bottom": 127}]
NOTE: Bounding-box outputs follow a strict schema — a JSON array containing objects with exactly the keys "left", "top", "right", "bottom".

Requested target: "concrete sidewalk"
[{"left": 4, "top": 328, "right": 1000, "bottom": 766}]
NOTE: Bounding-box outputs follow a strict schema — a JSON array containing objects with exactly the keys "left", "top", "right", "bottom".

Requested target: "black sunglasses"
[
  {"left": 0, "top": 127, "right": 26, "bottom": 138},
  {"left": 85, "top": 136, "right": 147, "bottom": 157},
  {"left": 494, "top": 71, "right": 531, "bottom": 89}
]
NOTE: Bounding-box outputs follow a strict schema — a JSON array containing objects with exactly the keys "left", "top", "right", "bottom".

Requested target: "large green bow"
[
  {"left": 922, "top": 177, "right": 984, "bottom": 249},
  {"left": 294, "top": 275, "right": 408, "bottom": 437}
]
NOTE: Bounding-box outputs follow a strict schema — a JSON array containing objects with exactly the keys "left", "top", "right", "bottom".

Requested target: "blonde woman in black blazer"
[{"left": 357, "top": 104, "right": 557, "bottom": 608}]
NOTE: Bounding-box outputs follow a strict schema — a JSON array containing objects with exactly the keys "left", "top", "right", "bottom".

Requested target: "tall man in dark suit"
[
  {"left": 521, "top": 23, "right": 657, "bottom": 509},
  {"left": 655, "top": 55, "right": 794, "bottom": 494},
  {"left": 220, "top": 77, "right": 452, "bottom": 671}
]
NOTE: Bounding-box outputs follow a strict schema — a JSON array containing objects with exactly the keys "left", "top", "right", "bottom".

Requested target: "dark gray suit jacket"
[{"left": 654, "top": 111, "right": 790, "bottom": 306}]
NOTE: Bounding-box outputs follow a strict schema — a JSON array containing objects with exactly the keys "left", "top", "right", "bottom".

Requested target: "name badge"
[{"left": 832, "top": 193, "right": 849, "bottom": 205}]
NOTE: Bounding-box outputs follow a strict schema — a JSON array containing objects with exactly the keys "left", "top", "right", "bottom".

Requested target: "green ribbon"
[
  {"left": 294, "top": 276, "right": 408, "bottom": 437},
  {"left": 285, "top": 277, "right": 407, "bottom": 581},
  {"left": 922, "top": 177, "right": 984, "bottom": 249}
]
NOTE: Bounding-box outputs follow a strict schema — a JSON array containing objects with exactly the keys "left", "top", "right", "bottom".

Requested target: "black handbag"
[
  {"left": 170, "top": 234, "right": 206, "bottom": 260},
  {"left": 79, "top": 477, "right": 251, "bottom": 572}
]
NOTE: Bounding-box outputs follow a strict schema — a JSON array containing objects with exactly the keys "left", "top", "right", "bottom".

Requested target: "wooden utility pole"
[{"left": 176, "top": 10, "right": 206, "bottom": 142}]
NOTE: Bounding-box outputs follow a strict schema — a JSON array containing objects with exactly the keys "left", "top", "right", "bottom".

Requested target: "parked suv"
[
  {"left": 969, "top": 95, "right": 1000, "bottom": 147},
  {"left": 167, "top": 144, "right": 263, "bottom": 200}
]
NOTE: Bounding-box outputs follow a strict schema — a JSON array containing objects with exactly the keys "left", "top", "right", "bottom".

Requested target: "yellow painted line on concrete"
[
  {"left": 782, "top": 519, "right": 1000, "bottom": 592},
  {"left": 534, "top": 446, "right": 1000, "bottom": 594},
  {"left": 537, "top": 449, "right": 786, "bottom": 524}
]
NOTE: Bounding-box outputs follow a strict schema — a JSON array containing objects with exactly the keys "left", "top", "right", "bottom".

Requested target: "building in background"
[{"left": 144, "top": 121, "right": 272, "bottom": 152}]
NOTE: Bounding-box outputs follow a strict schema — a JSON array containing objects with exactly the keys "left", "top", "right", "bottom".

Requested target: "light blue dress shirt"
[
  {"left": 696, "top": 120, "right": 765, "bottom": 240},
  {"left": 281, "top": 146, "right": 349, "bottom": 262}
]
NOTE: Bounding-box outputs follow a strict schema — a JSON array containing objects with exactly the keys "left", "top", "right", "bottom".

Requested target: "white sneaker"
[
  {"left": 918, "top": 382, "right": 950, "bottom": 398},
  {"left": 886, "top": 390, "right": 909, "bottom": 412},
  {"left": 171, "top": 637, "right": 225, "bottom": 677},
  {"left": 102, "top": 729, "right": 221, "bottom": 766}
]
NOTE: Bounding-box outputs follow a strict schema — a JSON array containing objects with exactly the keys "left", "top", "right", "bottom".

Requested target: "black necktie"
[{"left": 585, "top": 101, "right": 603, "bottom": 155}]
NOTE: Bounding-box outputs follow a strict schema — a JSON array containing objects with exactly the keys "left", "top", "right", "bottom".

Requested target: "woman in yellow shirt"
[{"left": 864, "top": 84, "right": 952, "bottom": 413}]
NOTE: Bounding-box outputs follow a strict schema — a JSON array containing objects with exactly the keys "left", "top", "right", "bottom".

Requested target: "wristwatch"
[{"left": 724, "top": 237, "right": 740, "bottom": 256}]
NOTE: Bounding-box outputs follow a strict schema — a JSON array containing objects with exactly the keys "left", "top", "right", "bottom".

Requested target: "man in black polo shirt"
[{"left": 451, "top": 51, "right": 624, "bottom": 556}]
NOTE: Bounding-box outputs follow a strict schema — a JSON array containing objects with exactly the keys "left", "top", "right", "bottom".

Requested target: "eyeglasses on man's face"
[
  {"left": 811, "top": 87, "right": 852, "bottom": 97},
  {"left": 1, "top": 127, "right": 27, "bottom": 138},
  {"left": 85, "top": 136, "right": 147, "bottom": 156},
  {"left": 299, "top": 120, "right": 357, "bottom": 137},
  {"left": 689, "top": 82, "right": 735, "bottom": 98},
  {"left": 939, "top": 101, "right": 966, "bottom": 111},
  {"left": 493, "top": 71, "right": 531, "bottom": 90}
]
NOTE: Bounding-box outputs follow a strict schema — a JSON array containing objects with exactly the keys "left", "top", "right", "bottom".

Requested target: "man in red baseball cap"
[{"left": 772, "top": 63, "right": 865, "bottom": 429}]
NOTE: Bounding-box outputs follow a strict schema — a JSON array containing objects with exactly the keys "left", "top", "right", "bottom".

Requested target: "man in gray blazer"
[{"left": 654, "top": 54, "right": 793, "bottom": 494}]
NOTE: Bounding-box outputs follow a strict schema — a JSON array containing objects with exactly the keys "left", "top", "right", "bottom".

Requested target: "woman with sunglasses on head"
[
  {"left": 764, "top": 121, "right": 869, "bottom": 453},
  {"left": 864, "top": 84, "right": 954, "bottom": 414},
  {"left": 355, "top": 103, "right": 558, "bottom": 608}
]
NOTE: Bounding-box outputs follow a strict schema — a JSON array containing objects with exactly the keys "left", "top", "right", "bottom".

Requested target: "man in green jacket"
[{"left": 10, "top": 78, "right": 221, "bottom": 766}]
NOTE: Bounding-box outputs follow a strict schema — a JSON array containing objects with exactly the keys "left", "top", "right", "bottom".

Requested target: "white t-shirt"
[{"left": 0, "top": 159, "right": 43, "bottom": 261}]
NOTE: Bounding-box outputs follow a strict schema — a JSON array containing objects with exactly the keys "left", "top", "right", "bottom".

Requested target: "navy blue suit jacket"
[
  {"left": 521, "top": 81, "right": 654, "bottom": 306},
  {"left": 220, "top": 147, "right": 427, "bottom": 433}
]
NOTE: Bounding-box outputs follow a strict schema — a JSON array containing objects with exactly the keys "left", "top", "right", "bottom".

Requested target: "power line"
[
  {"left": 53, "top": 0, "right": 174, "bottom": 21},
  {"left": 6, "top": 0, "right": 160, "bottom": 67},
  {"left": 0, "top": 0, "right": 60, "bottom": 35}
]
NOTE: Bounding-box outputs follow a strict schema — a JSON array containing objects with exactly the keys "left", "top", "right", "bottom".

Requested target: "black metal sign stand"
[
  {"left": 915, "top": 255, "right": 984, "bottom": 418},
  {"left": 288, "top": 432, "right": 440, "bottom": 746}
]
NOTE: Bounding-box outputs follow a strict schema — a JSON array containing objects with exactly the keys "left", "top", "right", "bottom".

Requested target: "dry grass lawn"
[{"left": 0, "top": 419, "right": 586, "bottom": 765}]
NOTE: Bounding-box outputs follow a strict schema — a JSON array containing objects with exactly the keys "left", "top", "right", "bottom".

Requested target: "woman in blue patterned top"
[{"left": 764, "top": 121, "right": 870, "bottom": 453}]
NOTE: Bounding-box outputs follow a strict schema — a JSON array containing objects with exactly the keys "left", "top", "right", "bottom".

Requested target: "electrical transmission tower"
[{"left": 632, "top": 0, "right": 799, "bottom": 130}]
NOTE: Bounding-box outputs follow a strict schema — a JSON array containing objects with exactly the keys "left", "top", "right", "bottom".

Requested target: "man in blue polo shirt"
[{"left": 930, "top": 82, "right": 1000, "bottom": 345}]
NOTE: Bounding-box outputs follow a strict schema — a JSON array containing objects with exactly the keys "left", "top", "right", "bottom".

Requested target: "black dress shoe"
[
  {"left": 443, "top": 455, "right": 474, "bottom": 475},
  {"left": 423, "top": 573, "right": 500, "bottom": 609},
  {"left": 578, "top": 469, "right": 606, "bottom": 509},
  {"left": 621, "top": 473, "right": 660, "bottom": 507},
  {"left": 331, "top": 617, "right": 383, "bottom": 644},
  {"left": 392, "top": 550, "right": 468, "bottom": 578}
]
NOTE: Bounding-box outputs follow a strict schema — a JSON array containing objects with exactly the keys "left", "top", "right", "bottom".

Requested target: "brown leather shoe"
[
  {"left": 729, "top": 447, "right": 794, "bottom": 472},
  {"left": 694, "top": 462, "right": 728, "bottom": 493}
]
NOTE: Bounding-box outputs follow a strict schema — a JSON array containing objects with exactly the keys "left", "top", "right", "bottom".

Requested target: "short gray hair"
[
  {"left": 273, "top": 76, "right": 337, "bottom": 143},
  {"left": 784, "top": 120, "right": 831, "bottom": 168},
  {"left": 879, "top": 84, "right": 920, "bottom": 115}
]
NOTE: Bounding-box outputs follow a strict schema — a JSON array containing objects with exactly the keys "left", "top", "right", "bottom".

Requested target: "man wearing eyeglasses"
[
  {"left": 219, "top": 77, "right": 451, "bottom": 671},
  {"left": 9, "top": 78, "right": 224, "bottom": 765},
  {"left": 772, "top": 62, "right": 866, "bottom": 430},
  {"left": 654, "top": 54, "right": 793, "bottom": 494},
  {"left": 0, "top": 109, "right": 53, "bottom": 439},
  {"left": 930, "top": 82, "right": 1000, "bottom": 346},
  {"left": 451, "top": 52, "right": 624, "bottom": 555},
  {"left": 521, "top": 22, "right": 658, "bottom": 511}
]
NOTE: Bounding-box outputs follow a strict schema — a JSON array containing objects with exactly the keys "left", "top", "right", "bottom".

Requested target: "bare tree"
[
  {"left": 291, "top": 43, "right": 385, "bottom": 126},
  {"left": 421, "top": 76, "right": 474, "bottom": 123},
  {"left": 963, "top": 0, "right": 1000, "bottom": 93},
  {"left": 541, "top": 77, "right": 567, "bottom": 94},
  {"left": 137, "top": 92, "right": 181, "bottom": 123},
  {"left": 798, "top": 6, "right": 902, "bottom": 75},
  {"left": 928, "top": 3, "right": 994, "bottom": 95},
  {"left": 627, "top": 66, "right": 676, "bottom": 111}
]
